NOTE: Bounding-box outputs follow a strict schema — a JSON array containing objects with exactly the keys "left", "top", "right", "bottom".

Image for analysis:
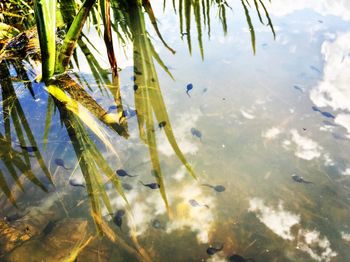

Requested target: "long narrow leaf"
[
  {"left": 241, "top": 0, "right": 256, "bottom": 54},
  {"left": 0, "top": 170, "right": 17, "bottom": 207},
  {"left": 34, "top": 0, "right": 56, "bottom": 80},
  {"left": 56, "top": 0, "right": 97, "bottom": 74},
  {"left": 258, "top": 0, "right": 276, "bottom": 39}
]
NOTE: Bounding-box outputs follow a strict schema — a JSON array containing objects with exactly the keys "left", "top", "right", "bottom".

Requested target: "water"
[{"left": 1, "top": 1, "right": 350, "bottom": 261}]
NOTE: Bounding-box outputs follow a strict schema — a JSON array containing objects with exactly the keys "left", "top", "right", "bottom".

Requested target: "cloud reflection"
[
  {"left": 249, "top": 198, "right": 338, "bottom": 261},
  {"left": 262, "top": 127, "right": 282, "bottom": 140},
  {"left": 249, "top": 198, "right": 300, "bottom": 240},
  {"left": 268, "top": 0, "right": 350, "bottom": 21},
  {"left": 102, "top": 166, "right": 216, "bottom": 244},
  {"left": 289, "top": 129, "right": 322, "bottom": 160},
  {"left": 297, "top": 229, "right": 337, "bottom": 262},
  {"left": 158, "top": 109, "right": 201, "bottom": 156},
  {"left": 310, "top": 32, "right": 350, "bottom": 137}
]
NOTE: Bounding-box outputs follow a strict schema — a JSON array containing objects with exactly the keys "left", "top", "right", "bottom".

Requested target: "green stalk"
[
  {"left": 241, "top": 0, "right": 256, "bottom": 54},
  {"left": 55, "top": 0, "right": 96, "bottom": 74},
  {"left": 34, "top": 0, "right": 56, "bottom": 81}
]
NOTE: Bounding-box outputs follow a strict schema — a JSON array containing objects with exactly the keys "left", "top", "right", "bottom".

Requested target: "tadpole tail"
[
  {"left": 186, "top": 91, "right": 191, "bottom": 97},
  {"left": 201, "top": 183, "right": 213, "bottom": 188},
  {"left": 303, "top": 180, "right": 313, "bottom": 184}
]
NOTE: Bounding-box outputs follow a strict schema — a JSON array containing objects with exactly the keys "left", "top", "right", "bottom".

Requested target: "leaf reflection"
[{"left": 0, "top": 0, "right": 276, "bottom": 259}]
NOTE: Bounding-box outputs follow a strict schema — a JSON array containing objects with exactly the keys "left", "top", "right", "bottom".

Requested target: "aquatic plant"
[
  {"left": 0, "top": 61, "right": 52, "bottom": 209},
  {"left": 0, "top": 1, "right": 276, "bottom": 259}
]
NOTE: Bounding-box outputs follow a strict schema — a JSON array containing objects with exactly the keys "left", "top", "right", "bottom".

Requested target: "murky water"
[{"left": 1, "top": 1, "right": 350, "bottom": 261}]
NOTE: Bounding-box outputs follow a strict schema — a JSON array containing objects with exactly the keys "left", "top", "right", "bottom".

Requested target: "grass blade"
[
  {"left": 241, "top": 0, "right": 256, "bottom": 54},
  {"left": 56, "top": 0, "right": 97, "bottom": 74},
  {"left": 34, "top": 0, "right": 56, "bottom": 80}
]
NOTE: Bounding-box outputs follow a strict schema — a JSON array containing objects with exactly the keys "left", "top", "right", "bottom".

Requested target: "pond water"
[{"left": 1, "top": 1, "right": 350, "bottom": 261}]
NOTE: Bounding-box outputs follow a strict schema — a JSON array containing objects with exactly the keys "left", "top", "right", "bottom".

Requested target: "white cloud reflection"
[
  {"left": 297, "top": 229, "right": 337, "bottom": 262},
  {"left": 102, "top": 167, "right": 216, "bottom": 244},
  {"left": 158, "top": 109, "right": 201, "bottom": 156},
  {"left": 310, "top": 32, "right": 350, "bottom": 137},
  {"left": 268, "top": 0, "right": 350, "bottom": 21},
  {"left": 249, "top": 198, "right": 337, "bottom": 261},
  {"left": 341, "top": 232, "right": 350, "bottom": 241},
  {"left": 335, "top": 114, "right": 350, "bottom": 138},
  {"left": 289, "top": 129, "right": 322, "bottom": 160},
  {"left": 341, "top": 168, "right": 350, "bottom": 176},
  {"left": 249, "top": 198, "right": 300, "bottom": 240},
  {"left": 262, "top": 127, "right": 282, "bottom": 140},
  {"left": 165, "top": 184, "right": 215, "bottom": 243}
]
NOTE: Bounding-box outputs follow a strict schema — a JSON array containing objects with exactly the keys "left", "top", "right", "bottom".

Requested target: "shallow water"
[{"left": 1, "top": 1, "right": 350, "bottom": 261}]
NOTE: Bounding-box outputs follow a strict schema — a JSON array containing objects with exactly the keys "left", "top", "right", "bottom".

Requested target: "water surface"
[{"left": 1, "top": 1, "right": 350, "bottom": 261}]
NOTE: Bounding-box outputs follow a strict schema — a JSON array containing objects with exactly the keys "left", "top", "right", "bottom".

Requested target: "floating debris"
[
  {"left": 291, "top": 174, "right": 312, "bottom": 184},
  {"left": 202, "top": 184, "right": 226, "bottom": 192}
]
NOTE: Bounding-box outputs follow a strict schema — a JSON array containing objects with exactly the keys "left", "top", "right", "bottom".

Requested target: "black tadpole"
[
  {"left": 54, "top": 158, "right": 72, "bottom": 170},
  {"left": 186, "top": 83, "right": 193, "bottom": 97},
  {"left": 291, "top": 174, "right": 312, "bottom": 184},
  {"left": 191, "top": 127, "right": 202, "bottom": 140},
  {"left": 207, "top": 244, "right": 224, "bottom": 255},
  {"left": 202, "top": 184, "right": 226, "bottom": 192},
  {"left": 69, "top": 179, "right": 85, "bottom": 188},
  {"left": 113, "top": 209, "right": 125, "bottom": 231},
  {"left": 116, "top": 169, "right": 137, "bottom": 178},
  {"left": 140, "top": 181, "right": 160, "bottom": 189}
]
